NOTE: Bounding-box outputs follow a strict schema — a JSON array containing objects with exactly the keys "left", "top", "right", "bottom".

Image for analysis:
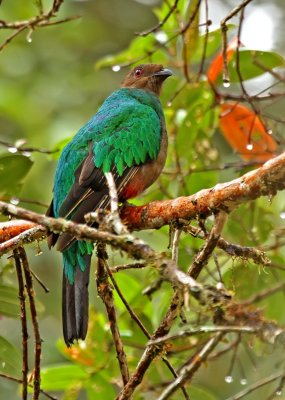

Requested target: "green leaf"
[
  {"left": 86, "top": 373, "right": 117, "bottom": 400},
  {"left": 0, "top": 336, "right": 21, "bottom": 375},
  {"left": 189, "top": 385, "right": 218, "bottom": 400},
  {"left": 0, "top": 154, "right": 33, "bottom": 196},
  {"left": 225, "top": 50, "right": 284, "bottom": 83},
  {"left": 0, "top": 285, "right": 19, "bottom": 318},
  {"left": 192, "top": 25, "right": 235, "bottom": 63},
  {"left": 40, "top": 364, "right": 88, "bottom": 391},
  {"left": 113, "top": 273, "right": 142, "bottom": 311},
  {"left": 96, "top": 36, "right": 156, "bottom": 69}
]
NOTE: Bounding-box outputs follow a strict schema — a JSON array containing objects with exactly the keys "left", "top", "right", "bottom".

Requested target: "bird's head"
[{"left": 121, "top": 64, "right": 173, "bottom": 96}]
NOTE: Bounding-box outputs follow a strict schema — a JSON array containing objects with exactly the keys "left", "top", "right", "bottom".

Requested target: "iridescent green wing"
[{"left": 93, "top": 103, "right": 161, "bottom": 176}]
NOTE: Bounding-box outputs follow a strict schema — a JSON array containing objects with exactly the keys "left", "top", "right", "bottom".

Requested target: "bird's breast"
[{"left": 120, "top": 130, "right": 168, "bottom": 201}]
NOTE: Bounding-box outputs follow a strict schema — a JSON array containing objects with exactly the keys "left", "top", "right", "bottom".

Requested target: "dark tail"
[{"left": 62, "top": 254, "right": 91, "bottom": 347}]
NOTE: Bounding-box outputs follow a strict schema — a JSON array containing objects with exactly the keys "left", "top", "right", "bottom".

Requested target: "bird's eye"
[{"left": 134, "top": 68, "right": 143, "bottom": 77}]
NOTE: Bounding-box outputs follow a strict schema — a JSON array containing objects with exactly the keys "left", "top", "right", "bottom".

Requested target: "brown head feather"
[{"left": 121, "top": 63, "right": 172, "bottom": 96}]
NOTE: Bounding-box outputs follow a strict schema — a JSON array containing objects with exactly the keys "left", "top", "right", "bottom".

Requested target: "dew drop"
[
  {"left": 8, "top": 146, "right": 17, "bottom": 154},
  {"left": 167, "top": 101, "right": 172, "bottom": 107},
  {"left": 246, "top": 143, "right": 253, "bottom": 151},
  {"left": 26, "top": 30, "right": 33, "bottom": 43},
  {"left": 280, "top": 212, "right": 285, "bottom": 220},
  {"left": 155, "top": 31, "right": 168, "bottom": 43},
  {"left": 175, "top": 109, "right": 187, "bottom": 125},
  {"left": 112, "top": 65, "right": 121, "bottom": 72},
  {"left": 267, "top": 129, "right": 273, "bottom": 135},
  {"left": 10, "top": 197, "right": 19, "bottom": 205},
  {"left": 240, "top": 378, "right": 247, "bottom": 385},
  {"left": 268, "top": 193, "right": 274, "bottom": 204},
  {"left": 15, "top": 139, "right": 26, "bottom": 147},
  {"left": 216, "top": 282, "right": 225, "bottom": 290},
  {"left": 23, "top": 151, "right": 31, "bottom": 157},
  {"left": 225, "top": 375, "right": 233, "bottom": 384},
  {"left": 223, "top": 79, "right": 231, "bottom": 88},
  {"left": 276, "top": 390, "right": 282, "bottom": 396}
]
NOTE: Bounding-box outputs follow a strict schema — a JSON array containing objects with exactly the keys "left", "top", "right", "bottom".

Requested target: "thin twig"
[
  {"left": 188, "top": 211, "right": 227, "bottom": 279},
  {"left": 0, "top": 373, "right": 57, "bottom": 400},
  {"left": 226, "top": 334, "right": 241, "bottom": 380},
  {"left": 136, "top": 0, "right": 179, "bottom": 37},
  {"left": 106, "top": 262, "right": 150, "bottom": 338},
  {"left": 181, "top": 0, "right": 202, "bottom": 82},
  {"left": 13, "top": 249, "right": 28, "bottom": 400},
  {"left": 0, "top": 140, "right": 58, "bottom": 155},
  {"left": 196, "top": 0, "right": 210, "bottom": 81},
  {"left": 110, "top": 262, "right": 148, "bottom": 273},
  {"left": 19, "top": 247, "right": 42, "bottom": 400},
  {"left": 225, "top": 371, "right": 285, "bottom": 400},
  {"left": 150, "top": 326, "right": 257, "bottom": 345},
  {"left": 96, "top": 243, "right": 130, "bottom": 386},
  {"left": 171, "top": 228, "right": 181, "bottom": 263},
  {"left": 220, "top": 0, "right": 253, "bottom": 85},
  {"left": 106, "top": 262, "right": 189, "bottom": 399},
  {"left": 117, "top": 291, "right": 183, "bottom": 400},
  {"left": 186, "top": 224, "right": 271, "bottom": 266},
  {"left": 0, "top": 0, "right": 77, "bottom": 51},
  {"left": 157, "top": 333, "right": 223, "bottom": 400},
  {"left": 241, "top": 281, "right": 285, "bottom": 305}
]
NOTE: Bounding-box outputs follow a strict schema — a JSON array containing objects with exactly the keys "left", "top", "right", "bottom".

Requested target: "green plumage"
[
  {"left": 48, "top": 63, "right": 172, "bottom": 346},
  {"left": 52, "top": 88, "right": 165, "bottom": 283}
]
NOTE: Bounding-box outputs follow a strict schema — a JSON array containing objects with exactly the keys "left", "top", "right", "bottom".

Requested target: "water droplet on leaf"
[
  {"left": 175, "top": 109, "right": 187, "bottom": 125},
  {"left": 15, "top": 139, "right": 26, "bottom": 147},
  {"left": 223, "top": 79, "right": 231, "bottom": 88},
  {"left": 8, "top": 146, "right": 17, "bottom": 153},
  {"left": 10, "top": 197, "right": 19, "bottom": 205},
  {"left": 246, "top": 143, "right": 253, "bottom": 151},
  {"left": 267, "top": 129, "right": 273, "bottom": 135},
  {"left": 26, "top": 30, "right": 33, "bottom": 43},
  {"left": 155, "top": 31, "right": 168, "bottom": 43},
  {"left": 23, "top": 151, "right": 31, "bottom": 157},
  {"left": 225, "top": 375, "right": 233, "bottom": 383},
  {"left": 276, "top": 390, "right": 282, "bottom": 396},
  {"left": 167, "top": 101, "right": 172, "bottom": 107},
  {"left": 240, "top": 378, "right": 247, "bottom": 385},
  {"left": 112, "top": 65, "right": 121, "bottom": 72}
]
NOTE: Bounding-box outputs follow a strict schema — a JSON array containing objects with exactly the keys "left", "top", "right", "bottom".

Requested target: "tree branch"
[
  {"left": 0, "top": 153, "right": 284, "bottom": 246},
  {"left": 121, "top": 152, "right": 285, "bottom": 230}
]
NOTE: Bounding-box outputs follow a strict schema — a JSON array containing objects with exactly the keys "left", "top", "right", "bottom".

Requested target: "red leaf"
[{"left": 219, "top": 102, "right": 278, "bottom": 162}]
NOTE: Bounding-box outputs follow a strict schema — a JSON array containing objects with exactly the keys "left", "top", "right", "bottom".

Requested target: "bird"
[{"left": 47, "top": 63, "right": 172, "bottom": 346}]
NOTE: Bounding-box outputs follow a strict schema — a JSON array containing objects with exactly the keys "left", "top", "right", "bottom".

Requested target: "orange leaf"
[
  {"left": 64, "top": 346, "right": 93, "bottom": 366},
  {"left": 207, "top": 37, "right": 238, "bottom": 83},
  {"left": 219, "top": 102, "right": 278, "bottom": 162}
]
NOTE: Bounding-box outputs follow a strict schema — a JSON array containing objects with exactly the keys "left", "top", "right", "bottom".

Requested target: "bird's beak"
[{"left": 153, "top": 68, "right": 173, "bottom": 78}]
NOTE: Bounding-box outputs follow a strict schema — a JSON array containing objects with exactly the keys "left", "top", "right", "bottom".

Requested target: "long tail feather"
[{"left": 62, "top": 253, "right": 91, "bottom": 346}]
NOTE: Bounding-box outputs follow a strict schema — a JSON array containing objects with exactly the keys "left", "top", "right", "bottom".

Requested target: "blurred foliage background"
[{"left": 1, "top": 0, "right": 285, "bottom": 399}]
